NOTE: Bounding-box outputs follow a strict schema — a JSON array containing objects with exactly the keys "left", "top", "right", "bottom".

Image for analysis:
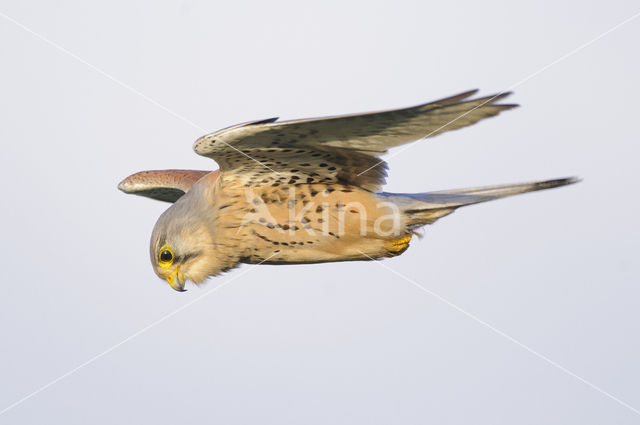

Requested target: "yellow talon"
[
  {"left": 388, "top": 235, "right": 412, "bottom": 255},
  {"left": 391, "top": 235, "right": 412, "bottom": 246}
]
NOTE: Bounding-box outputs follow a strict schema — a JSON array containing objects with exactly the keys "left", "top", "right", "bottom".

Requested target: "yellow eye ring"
[{"left": 158, "top": 245, "right": 174, "bottom": 268}]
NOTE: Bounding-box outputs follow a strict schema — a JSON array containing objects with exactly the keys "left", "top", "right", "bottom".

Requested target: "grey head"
[{"left": 149, "top": 177, "right": 220, "bottom": 291}]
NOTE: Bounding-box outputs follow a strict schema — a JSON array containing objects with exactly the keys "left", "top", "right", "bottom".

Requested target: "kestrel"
[{"left": 119, "top": 90, "right": 577, "bottom": 291}]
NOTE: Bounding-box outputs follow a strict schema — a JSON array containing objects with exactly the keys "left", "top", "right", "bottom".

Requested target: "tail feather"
[{"left": 383, "top": 177, "right": 580, "bottom": 229}]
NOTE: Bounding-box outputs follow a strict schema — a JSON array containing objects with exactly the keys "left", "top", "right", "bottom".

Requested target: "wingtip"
[
  {"left": 117, "top": 172, "right": 150, "bottom": 194},
  {"left": 117, "top": 171, "right": 147, "bottom": 193},
  {"left": 482, "top": 91, "right": 519, "bottom": 110},
  {"left": 117, "top": 178, "right": 132, "bottom": 193},
  {"left": 486, "top": 91, "right": 515, "bottom": 103},
  {"left": 535, "top": 176, "right": 582, "bottom": 190},
  {"left": 501, "top": 102, "right": 520, "bottom": 109},
  {"left": 558, "top": 176, "right": 582, "bottom": 186},
  {"left": 564, "top": 176, "right": 582, "bottom": 185},
  {"left": 453, "top": 90, "right": 518, "bottom": 108},
  {"left": 462, "top": 88, "right": 480, "bottom": 97}
]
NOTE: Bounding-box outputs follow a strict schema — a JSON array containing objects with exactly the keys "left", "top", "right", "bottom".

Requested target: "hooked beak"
[{"left": 166, "top": 267, "right": 186, "bottom": 292}]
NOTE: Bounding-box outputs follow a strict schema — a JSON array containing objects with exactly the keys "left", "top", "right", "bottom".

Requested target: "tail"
[{"left": 382, "top": 177, "right": 580, "bottom": 230}]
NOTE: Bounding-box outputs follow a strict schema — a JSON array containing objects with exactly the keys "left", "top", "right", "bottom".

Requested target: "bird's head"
[
  {"left": 150, "top": 213, "right": 218, "bottom": 291},
  {"left": 148, "top": 182, "right": 222, "bottom": 292}
]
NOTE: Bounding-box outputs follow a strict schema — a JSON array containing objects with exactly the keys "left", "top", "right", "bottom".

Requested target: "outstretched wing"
[
  {"left": 118, "top": 169, "right": 213, "bottom": 202},
  {"left": 194, "top": 90, "right": 517, "bottom": 191}
]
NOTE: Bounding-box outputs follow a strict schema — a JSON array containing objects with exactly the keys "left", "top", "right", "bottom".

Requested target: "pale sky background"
[{"left": 1, "top": 1, "right": 639, "bottom": 424}]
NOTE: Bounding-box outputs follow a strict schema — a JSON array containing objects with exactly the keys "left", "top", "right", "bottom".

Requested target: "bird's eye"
[
  {"left": 158, "top": 245, "right": 174, "bottom": 267},
  {"left": 160, "top": 250, "right": 173, "bottom": 262}
]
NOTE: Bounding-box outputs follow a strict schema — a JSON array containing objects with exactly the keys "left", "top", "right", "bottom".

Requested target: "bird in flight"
[{"left": 119, "top": 90, "right": 577, "bottom": 291}]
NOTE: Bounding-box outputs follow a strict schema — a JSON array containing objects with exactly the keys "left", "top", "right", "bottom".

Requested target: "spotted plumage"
[{"left": 119, "top": 90, "right": 578, "bottom": 291}]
